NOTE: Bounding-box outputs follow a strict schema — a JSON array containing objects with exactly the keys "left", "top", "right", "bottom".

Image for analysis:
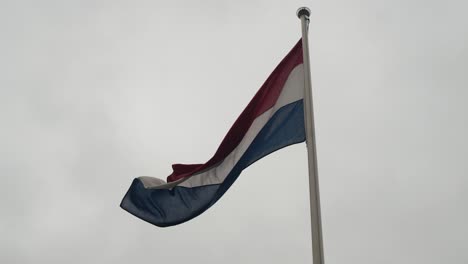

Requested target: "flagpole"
[{"left": 297, "top": 7, "right": 325, "bottom": 264}]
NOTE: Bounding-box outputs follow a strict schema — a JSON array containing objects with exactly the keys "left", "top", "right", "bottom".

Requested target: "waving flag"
[{"left": 121, "top": 40, "right": 305, "bottom": 227}]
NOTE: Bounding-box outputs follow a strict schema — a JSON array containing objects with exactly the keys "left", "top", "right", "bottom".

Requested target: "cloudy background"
[{"left": 1, "top": 0, "right": 468, "bottom": 263}]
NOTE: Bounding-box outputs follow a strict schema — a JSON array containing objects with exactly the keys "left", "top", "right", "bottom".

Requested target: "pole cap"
[{"left": 296, "top": 7, "right": 311, "bottom": 19}]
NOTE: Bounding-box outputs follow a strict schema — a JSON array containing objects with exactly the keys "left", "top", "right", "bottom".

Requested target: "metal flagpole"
[{"left": 297, "top": 7, "right": 325, "bottom": 264}]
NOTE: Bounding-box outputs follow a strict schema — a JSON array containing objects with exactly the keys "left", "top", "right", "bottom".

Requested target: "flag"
[{"left": 121, "top": 39, "right": 305, "bottom": 227}]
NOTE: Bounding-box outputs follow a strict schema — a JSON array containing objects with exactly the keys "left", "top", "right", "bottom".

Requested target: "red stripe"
[{"left": 167, "top": 39, "right": 303, "bottom": 183}]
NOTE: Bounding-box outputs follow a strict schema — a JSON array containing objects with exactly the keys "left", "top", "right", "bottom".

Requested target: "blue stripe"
[{"left": 120, "top": 99, "right": 305, "bottom": 227}]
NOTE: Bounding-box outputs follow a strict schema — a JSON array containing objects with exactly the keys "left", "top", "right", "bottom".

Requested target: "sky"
[{"left": 1, "top": 0, "right": 468, "bottom": 263}]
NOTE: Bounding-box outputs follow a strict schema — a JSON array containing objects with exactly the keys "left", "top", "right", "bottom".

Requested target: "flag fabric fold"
[{"left": 121, "top": 40, "right": 305, "bottom": 227}]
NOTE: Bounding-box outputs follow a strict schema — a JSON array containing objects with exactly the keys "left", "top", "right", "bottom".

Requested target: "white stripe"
[{"left": 140, "top": 64, "right": 304, "bottom": 189}]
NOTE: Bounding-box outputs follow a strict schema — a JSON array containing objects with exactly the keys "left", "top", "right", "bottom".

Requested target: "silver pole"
[{"left": 297, "top": 7, "right": 325, "bottom": 264}]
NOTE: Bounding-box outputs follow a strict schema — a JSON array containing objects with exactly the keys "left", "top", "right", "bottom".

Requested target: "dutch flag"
[{"left": 121, "top": 40, "right": 305, "bottom": 227}]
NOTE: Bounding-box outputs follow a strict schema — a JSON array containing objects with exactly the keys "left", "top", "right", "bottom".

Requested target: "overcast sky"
[{"left": 1, "top": 0, "right": 468, "bottom": 263}]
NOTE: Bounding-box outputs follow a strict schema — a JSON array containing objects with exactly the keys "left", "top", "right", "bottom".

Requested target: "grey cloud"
[{"left": 1, "top": 0, "right": 467, "bottom": 263}]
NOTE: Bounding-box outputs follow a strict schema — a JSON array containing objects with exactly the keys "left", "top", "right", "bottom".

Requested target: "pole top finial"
[{"left": 296, "top": 7, "right": 311, "bottom": 19}]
